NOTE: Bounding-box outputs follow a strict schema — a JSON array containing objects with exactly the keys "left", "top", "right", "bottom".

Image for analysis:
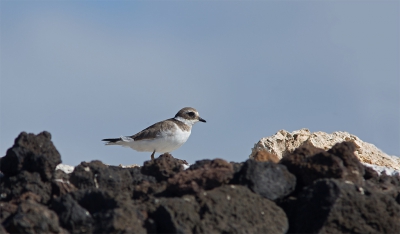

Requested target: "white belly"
[{"left": 126, "top": 128, "right": 191, "bottom": 153}]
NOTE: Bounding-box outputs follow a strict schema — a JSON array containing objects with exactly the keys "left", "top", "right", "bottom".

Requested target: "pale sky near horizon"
[{"left": 1, "top": 1, "right": 399, "bottom": 167}]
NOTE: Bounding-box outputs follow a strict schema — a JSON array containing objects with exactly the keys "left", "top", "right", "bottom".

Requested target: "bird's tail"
[
  {"left": 102, "top": 138, "right": 121, "bottom": 145},
  {"left": 102, "top": 137, "right": 121, "bottom": 145},
  {"left": 102, "top": 136, "right": 133, "bottom": 145}
]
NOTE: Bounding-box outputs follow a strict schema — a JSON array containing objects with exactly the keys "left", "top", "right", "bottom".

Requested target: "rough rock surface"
[
  {"left": 252, "top": 149, "right": 280, "bottom": 162},
  {"left": 250, "top": 128, "right": 400, "bottom": 170},
  {"left": 69, "top": 160, "right": 157, "bottom": 192},
  {"left": 141, "top": 153, "right": 185, "bottom": 182},
  {"left": 147, "top": 185, "right": 288, "bottom": 234},
  {"left": 287, "top": 179, "right": 400, "bottom": 233},
  {"left": 0, "top": 131, "right": 61, "bottom": 180},
  {"left": 0, "top": 170, "right": 53, "bottom": 204},
  {"left": 280, "top": 142, "right": 365, "bottom": 191},
  {"left": 1, "top": 131, "right": 400, "bottom": 233},
  {"left": 233, "top": 159, "right": 296, "bottom": 200},
  {"left": 51, "top": 189, "right": 147, "bottom": 233},
  {"left": 3, "top": 197, "right": 66, "bottom": 233},
  {"left": 166, "top": 159, "right": 234, "bottom": 196}
]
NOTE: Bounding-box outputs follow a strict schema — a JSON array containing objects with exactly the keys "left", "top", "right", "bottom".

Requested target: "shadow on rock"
[
  {"left": 287, "top": 179, "right": 400, "bottom": 233},
  {"left": 147, "top": 185, "right": 288, "bottom": 234},
  {"left": 280, "top": 141, "right": 365, "bottom": 193}
]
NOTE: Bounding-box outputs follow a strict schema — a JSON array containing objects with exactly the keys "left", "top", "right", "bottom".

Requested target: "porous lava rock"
[
  {"left": 50, "top": 193, "right": 94, "bottom": 233},
  {"left": 288, "top": 179, "right": 400, "bottom": 234},
  {"left": 364, "top": 170, "right": 400, "bottom": 203},
  {"left": 234, "top": 159, "right": 296, "bottom": 200},
  {"left": 3, "top": 198, "right": 66, "bottom": 234},
  {"left": 166, "top": 159, "right": 234, "bottom": 196},
  {"left": 69, "top": 160, "right": 156, "bottom": 194},
  {"left": 0, "top": 131, "right": 61, "bottom": 181},
  {"left": 51, "top": 189, "right": 147, "bottom": 233},
  {"left": 280, "top": 141, "right": 365, "bottom": 192},
  {"left": 0, "top": 170, "right": 53, "bottom": 204},
  {"left": 0, "top": 132, "right": 61, "bottom": 205},
  {"left": 0, "top": 202, "right": 17, "bottom": 224},
  {"left": 52, "top": 169, "right": 77, "bottom": 197},
  {"left": 148, "top": 185, "right": 288, "bottom": 234},
  {"left": 1, "top": 130, "right": 400, "bottom": 233},
  {"left": 141, "top": 153, "right": 185, "bottom": 182}
]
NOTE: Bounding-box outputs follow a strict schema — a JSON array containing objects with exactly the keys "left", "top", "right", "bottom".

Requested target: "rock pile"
[
  {"left": 250, "top": 128, "right": 400, "bottom": 172},
  {"left": 1, "top": 131, "right": 400, "bottom": 233}
]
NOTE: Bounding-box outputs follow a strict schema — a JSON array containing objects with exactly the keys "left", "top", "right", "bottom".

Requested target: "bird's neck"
[{"left": 174, "top": 116, "right": 195, "bottom": 127}]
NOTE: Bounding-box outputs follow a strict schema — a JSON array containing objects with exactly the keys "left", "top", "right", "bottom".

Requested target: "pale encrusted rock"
[
  {"left": 250, "top": 128, "right": 400, "bottom": 171},
  {"left": 56, "top": 164, "right": 75, "bottom": 174}
]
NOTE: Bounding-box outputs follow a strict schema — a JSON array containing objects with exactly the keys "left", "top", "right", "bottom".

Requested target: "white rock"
[
  {"left": 250, "top": 128, "right": 400, "bottom": 171},
  {"left": 363, "top": 163, "right": 400, "bottom": 176},
  {"left": 118, "top": 164, "right": 140, "bottom": 168},
  {"left": 55, "top": 164, "right": 75, "bottom": 174}
]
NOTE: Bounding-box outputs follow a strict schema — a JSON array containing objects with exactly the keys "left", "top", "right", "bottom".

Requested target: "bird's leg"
[{"left": 151, "top": 150, "right": 155, "bottom": 161}]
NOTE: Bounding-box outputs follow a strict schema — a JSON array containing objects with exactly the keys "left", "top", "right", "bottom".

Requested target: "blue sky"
[{"left": 1, "top": 1, "right": 399, "bottom": 166}]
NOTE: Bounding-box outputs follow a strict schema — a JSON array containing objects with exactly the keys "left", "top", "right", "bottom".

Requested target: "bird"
[{"left": 102, "top": 107, "right": 206, "bottom": 160}]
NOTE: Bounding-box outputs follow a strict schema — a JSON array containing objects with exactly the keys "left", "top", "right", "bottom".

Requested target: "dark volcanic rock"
[
  {"left": 230, "top": 161, "right": 244, "bottom": 174},
  {"left": 69, "top": 160, "right": 155, "bottom": 193},
  {"left": 364, "top": 171, "right": 400, "bottom": 203},
  {"left": 148, "top": 185, "right": 288, "bottom": 234},
  {"left": 0, "top": 131, "right": 61, "bottom": 181},
  {"left": 289, "top": 179, "right": 400, "bottom": 234},
  {"left": 52, "top": 189, "right": 146, "bottom": 233},
  {"left": 50, "top": 194, "right": 94, "bottom": 233},
  {"left": 52, "top": 169, "right": 77, "bottom": 197},
  {"left": 148, "top": 196, "right": 201, "bottom": 233},
  {"left": 364, "top": 165, "right": 379, "bottom": 181},
  {"left": 128, "top": 166, "right": 157, "bottom": 185},
  {"left": 0, "top": 171, "right": 53, "bottom": 204},
  {"left": 0, "top": 202, "right": 17, "bottom": 224},
  {"left": 166, "top": 159, "right": 234, "bottom": 196},
  {"left": 234, "top": 159, "right": 296, "bottom": 200},
  {"left": 327, "top": 141, "right": 365, "bottom": 182},
  {"left": 3, "top": 198, "right": 65, "bottom": 234},
  {"left": 141, "top": 153, "right": 184, "bottom": 182},
  {"left": 280, "top": 141, "right": 365, "bottom": 192},
  {"left": 132, "top": 181, "right": 167, "bottom": 201},
  {"left": 2, "top": 131, "right": 400, "bottom": 234}
]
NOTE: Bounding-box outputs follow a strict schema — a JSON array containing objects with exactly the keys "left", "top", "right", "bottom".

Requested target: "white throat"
[{"left": 174, "top": 116, "right": 196, "bottom": 127}]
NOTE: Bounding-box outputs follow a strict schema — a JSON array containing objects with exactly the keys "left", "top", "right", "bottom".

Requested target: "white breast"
[{"left": 126, "top": 124, "right": 191, "bottom": 153}]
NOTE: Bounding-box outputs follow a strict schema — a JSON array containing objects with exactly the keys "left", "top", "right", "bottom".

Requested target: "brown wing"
[{"left": 129, "top": 119, "right": 177, "bottom": 141}]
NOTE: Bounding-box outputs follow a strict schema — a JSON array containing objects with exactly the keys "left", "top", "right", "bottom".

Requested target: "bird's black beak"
[{"left": 198, "top": 117, "right": 206, "bottom": 123}]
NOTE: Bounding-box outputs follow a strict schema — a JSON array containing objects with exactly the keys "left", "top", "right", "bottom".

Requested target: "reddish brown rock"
[
  {"left": 280, "top": 141, "right": 365, "bottom": 191},
  {"left": 166, "top": 159, "right": 234, "bottom": 195},
  {"left": 141, "top": 153, "right": 184, "bottom": 182},
  {"left": 252, "top": 149, "right": 280, "bottom": 163}
]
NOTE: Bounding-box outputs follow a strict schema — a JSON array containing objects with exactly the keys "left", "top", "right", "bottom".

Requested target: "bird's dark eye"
[{"left": 188, "top": 112, "right": 195, "bottom": 117}]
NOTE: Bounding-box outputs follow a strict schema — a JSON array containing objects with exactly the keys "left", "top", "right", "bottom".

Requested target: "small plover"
[{"left": 102, "top": 107, "right": 206, "bottom": 160}]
